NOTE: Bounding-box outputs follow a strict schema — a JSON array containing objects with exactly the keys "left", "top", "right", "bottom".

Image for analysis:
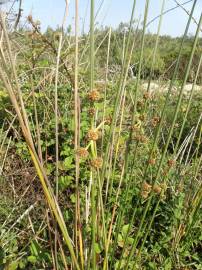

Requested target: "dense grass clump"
[{"left": 0, "top": 1, "right": 202, "bottom": 269}]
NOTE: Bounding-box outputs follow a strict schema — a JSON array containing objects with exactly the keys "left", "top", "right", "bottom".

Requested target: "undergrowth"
[{"left": 0, "top": 0, "right": 202, "bottom": 269}]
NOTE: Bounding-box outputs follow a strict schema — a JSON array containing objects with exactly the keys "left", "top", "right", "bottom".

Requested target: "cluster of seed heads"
[
  {"left": 141, "top": 181, "right": 164, "bottom": 199},
  {"left": 135, "top": 134, "right": 148, "bottom": 144},
  {"left": 141, "top": 181, "right": 152, "bottom": 199},
  {"left": 82, "top": 89, "right": 102, "bottom": 166},
  {"left": 87, "top": 89, "right": 101, "bottom": 118}
]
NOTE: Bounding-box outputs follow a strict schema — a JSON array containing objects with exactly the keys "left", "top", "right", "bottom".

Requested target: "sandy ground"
[{"left": 141, "top": 81, "right": 202, "bottom": 94}]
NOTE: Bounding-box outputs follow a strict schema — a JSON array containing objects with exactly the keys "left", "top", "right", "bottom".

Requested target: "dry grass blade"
[{"left": 0, "top": 12, "right": 80, "bottom": 270}]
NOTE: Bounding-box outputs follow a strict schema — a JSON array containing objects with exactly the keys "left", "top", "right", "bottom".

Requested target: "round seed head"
[
  {"left": 143, "top": 92, "right": 151, "bottom": 100},
  {"left": 148, "top": 158, "right": 156, "bottom": 165},
  {"left": 88, "top": 108, "right": 96, "bottom": 117},
  {"left": 168, "top": 159, "right": 176, "bottom": 167},
  {"left": 131, "top": 124, "right": 140, "bottom": 132},
  {"left": 142, "top": 181, "right": 152, "bottom": 192},
  {"left": 88, "top": 89, "right": 101, "bottom": 102},
  {"left": 139, "top": 135, "right": 148, "bottom": 144},
  {"left": 151, "top": 116, "right": 160, "bottom": 127},
  {"left": 76, "top": 148, "right": 89, "bottom": 158},
  {"left": 87, "top": 129, "right": 99, "bottom": 141},
  {"left": 134, "top": 134, "right": 141, "bottom": 142},
  {"left": 91, "top": 157, "right": 103, "bottom": 169},
  {"left": 27, "top": 15, "right": 33, "bottom": 23},
  {"left": 137, "top": 100, "right": 144, "bottom": 109},
  {"left": 139, "top": 114, "right": 146, "bottom": 122},
  {"left": 153, "top": 184, "right": 162, "bottom": 194},
  {"left": 105, "top": 116, "right": 112, "bottom": 125}
]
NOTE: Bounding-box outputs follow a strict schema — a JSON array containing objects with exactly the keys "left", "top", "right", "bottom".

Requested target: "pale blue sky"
[{"left": 6, "top": 0, "right": 202, "bottom": 36}]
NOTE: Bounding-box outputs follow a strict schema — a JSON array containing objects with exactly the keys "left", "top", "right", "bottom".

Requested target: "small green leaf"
[
  {"left": 148, "top": 262, "right": 157, "bottom": 269},
  {"left": 122, "top": 224, "right": 130, "bottom": 236},
  {"left": 126, "top": 237, "right": 134, "bottom": 245},
  {"left": 63, "top": 157, "right": 75, "bottom": 170},
  {"left": 118, "top": 234, "right": 124, "bottom": 248},
  {"left": 95, "top": 243, "right": 102, "bottom": 254},
  {"left": 70, "top": 194, "right": 76, "bottom": 203},
  {"left": 27, "top": 256, "right": 37, "bottom": 264}
]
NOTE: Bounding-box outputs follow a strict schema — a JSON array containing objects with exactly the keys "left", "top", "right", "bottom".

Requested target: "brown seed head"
[
  {"left": 168, "top": 159, "right": 176, "bottom": 168},
  {"left": 87, "top": 129, "right": 99, "bottom": 141},
  {"left": 141, "top": 190, "right": 149, "bottom": 199},
  {"left": 91, "top": 157, "right": 103, "bottom": 169},
  {"left": 142, "top": 181, "right": 152, "bottom": 192},
  {"left": 163, "top": 169, "right": 168, "bottom": 176},
  {"left": 88, "top": 108, "right": 96, "bottom": 117},
  {"left": 139, "top": 114, "right": 146, "bottom": 122},
  {"left": 105, "top": 116, "right": 112, "bottom": 125},
  {"left": 143, "top": 92, "right": 151, "bottom": 100},
  {"left": 151, "top": 116, "right": 160, "bottom": 127},
  {"left": 76, "top": 148, "right": 89, "bottom": 158},
  {"left": 131, "top": 124, "right": 140, "bottom": 132},
  {"left": 160, "top": 183, "right": 168, "bottom": 193},
  {"left": 27, "top": 15, "right": 33, "bottom": 23},
  {"left": 140, "top": 135, "right": 148, "bottom": 143},
  {"left": 177, "top": 183, "right": 184, "bottom": 192},
  {"left": 148, "top": 158, "right": 156, "bottom": 165},
  {"left": 137, "top": 100, "right": 144, "bottom": 109},
  {"left": 88, "top": 89, "right": 101, "bottom": 102},
  {"left": 153, "top": 184, "right": 162, "bottom": 194},
  {"left": 134, "top": 134, "right": 141, "bottom": 142}
]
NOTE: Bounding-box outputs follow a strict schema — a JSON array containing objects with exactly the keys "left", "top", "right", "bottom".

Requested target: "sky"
[{"left": 3, "top": 0, "right": 202, "bottom": 37}]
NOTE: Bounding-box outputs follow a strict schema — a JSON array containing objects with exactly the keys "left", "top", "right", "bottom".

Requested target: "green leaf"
[
  {"left": 95, "top": 243, "right": 102, "bottom": 254},
  {"left": 19, "top": 260, "right": 27, "bottom": 269},
  {"left": 126, "top": 237, "right": 134, "bottom": 245},
  {"left": 148, "top": 262, "right": 157, "bottom": 270},
  {"left": 7, "top": 261, "right": 18, "bottom": 270},
  {"left": 45, "top": 163, "right": 54, "bottom": 175},
  {"left": 70, "top": 194, "right": 76, "bottom": 203},
  {"left": 122, "top": 224, "right": 130, "bottom": 236},
  {"left": 30, "top": 240, "right": 40, "bottom": 257},
  {"left": 60, "top": 146, "right": 72, "bottom": 157},
  {"left": 164, "top": 258, "right": 172, "bottom": 270},
  {"left": 118, "top": 234, "right": 124, "bottom": 248},
  {"left": 27, "top": 256, "right": 37, "bottom": 264},
  {"left": 115, "top": 259, "right": 126, "bottom": 270},
  {"left": 59, "top": 175, "right": 74, "bottom": 191},
  {"left": 63, "top": 156, "right": 74, "bottom": 170}
]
